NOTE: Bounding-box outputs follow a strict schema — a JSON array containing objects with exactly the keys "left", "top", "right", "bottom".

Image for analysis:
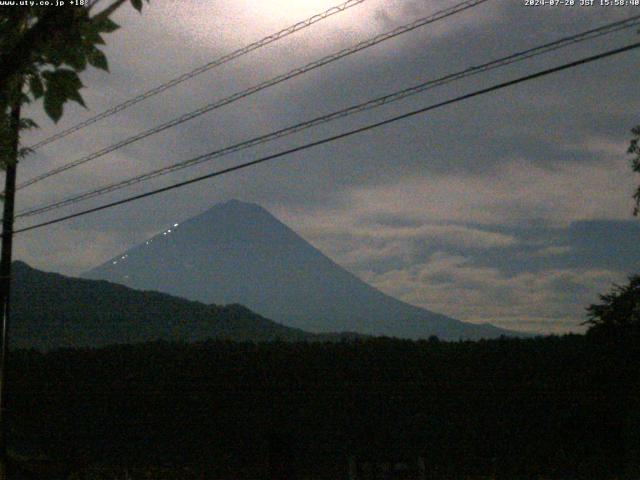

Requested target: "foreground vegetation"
[{"left": 4, "top": 332, "right": 638, "bottom": 479}]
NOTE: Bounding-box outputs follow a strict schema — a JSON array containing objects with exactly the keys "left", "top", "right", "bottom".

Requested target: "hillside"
[{"left": 10, "top": 261, "right": 315, "bottom": 350}]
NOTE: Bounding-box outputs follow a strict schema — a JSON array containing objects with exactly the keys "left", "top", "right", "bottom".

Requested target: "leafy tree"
[
  {"left": 584, "top": 275, "right": 640, "bottom": 341},
  {"left": 628, "top": 125, "right": 640, "bottom": 215},
  {"left": 584, "top": 126, "right": 640, "bottom": 340},
  {"left": 581, "top": 128, "right": 640, "bottom": 339},
  {"left": 0, "top": 0, "right": 150, "bottom": 154},
  {"left": 0, "top": 2, "right": 150, "bottom": 477}
]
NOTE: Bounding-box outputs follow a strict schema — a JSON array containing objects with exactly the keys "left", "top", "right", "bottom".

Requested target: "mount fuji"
[{"left": 83, "top": 200, "right": 518, "bottom": 340}]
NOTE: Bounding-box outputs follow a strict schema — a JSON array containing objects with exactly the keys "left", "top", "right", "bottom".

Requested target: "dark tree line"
[{"left": 4, "top": 332, "right": 639, "bottom": 479}]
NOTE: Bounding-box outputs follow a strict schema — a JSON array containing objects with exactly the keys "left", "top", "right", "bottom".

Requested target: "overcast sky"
[{"left": 13, "top": 0, "right": 640, "bottom": 334}]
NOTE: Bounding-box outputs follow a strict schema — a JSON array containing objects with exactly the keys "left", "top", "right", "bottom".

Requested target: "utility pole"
[{"left": 0, "top": 90, "right": 22, "bottom": 480}]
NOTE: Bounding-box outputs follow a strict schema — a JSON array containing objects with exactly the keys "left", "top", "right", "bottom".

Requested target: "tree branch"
[{"left": 0, "top": 0, "right": 128, "bottom": 98}]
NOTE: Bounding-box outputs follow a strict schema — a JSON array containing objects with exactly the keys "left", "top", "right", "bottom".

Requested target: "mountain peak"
[
  {"left": 84, "top": 202, "right": 520, "bottom": 340},
  {"left": 188, "top": 199, "right": 281, "bottom": 230},
  {"left": 221, "top": 199, "right": 259, "bottom": 208},
  {"left": 209, "top": 199, "right": 266, "bottom": 214}
]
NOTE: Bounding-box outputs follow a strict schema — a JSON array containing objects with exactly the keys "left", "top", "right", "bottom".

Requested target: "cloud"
[
  {"left": 531, "top": 245, "right": 572, "bottom": 258},
  {"left": 320, "top": 154, "right": 635, "bottom": 228},
  {"left": 13, "top": 225, "right": 125, "bottom": 275},
  {"left": 274, "top": 153, "right": 635, "bottom": 272},
  {"left": 358, "top": 252, "right": 624, "bottom": 334}
]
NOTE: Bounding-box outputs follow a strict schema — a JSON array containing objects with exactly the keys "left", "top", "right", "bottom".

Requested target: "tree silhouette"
[
  {"left": 628, "top": 125, "right": 640, "bottom": 216},
  {"left": 0, "top": 3, "right": 151, "bottom": 477},
  {"left": 584, "top": 275, "right": 640, "bottom": 343},
  {"left": 0, "top": 0, "right": 150, "bottom": 127}
]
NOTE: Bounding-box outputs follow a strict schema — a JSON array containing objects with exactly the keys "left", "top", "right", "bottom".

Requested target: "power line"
[
  {"left": 15, "top": 0, "right": 489, "bottom": 191},
  {"left": 15, "top": 14, "right": 640, "bottom": 219},
  {"left": 14, "top": 40, "right": 640, "bottom": 235},
  {"left": 27, "top": 0, "right": 367, "bottom": 151}
]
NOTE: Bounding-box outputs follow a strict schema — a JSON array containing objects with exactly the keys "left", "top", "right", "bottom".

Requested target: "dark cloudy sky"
[{"left": 13, "top": 0, "right": 640, "bottom": 334}]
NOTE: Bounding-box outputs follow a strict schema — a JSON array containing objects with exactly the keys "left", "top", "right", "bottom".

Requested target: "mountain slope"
[
  {"left": 83, "top": 200, "right": 518, "bottom": 340},
  {"left": 10, "top": 261, "right": 315, "bottom": 350}
]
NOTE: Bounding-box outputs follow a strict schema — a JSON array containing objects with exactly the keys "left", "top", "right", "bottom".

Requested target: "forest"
[{"left": 5, "top": 332, "right": 639, "bottom": 479}]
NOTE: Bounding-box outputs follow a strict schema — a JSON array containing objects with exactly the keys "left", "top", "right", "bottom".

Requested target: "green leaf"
[
  {"left": 83, "top": 27, "right": 106, "bottom": 46},
  {"left": 93, "top": 17, "right": 119, "bottom": 34},
  {"left": 29, "top": 74, "right": 44, "bottom": 99},
  {"left": 67, "top": 87, "right": 86, "bottom": 108},
  {"left": 46, "top": 52, "right": 64, "bottom": 67},
  {"left": 51, "top": 69, "right": 84, "bottom": 94},
  {"left": 43, "top": 91, "right": 64, "bottom": 123},
  {"left": 18, "top": 146, "right": 34, "bottom": 159},
  {"left": 42, "top": 68, "right": 87, "bottom": 121},
  {"left": 87, "top": 48, "right": 109, "bottom": 71},
  {"left": 131, "top": 0, "right": 143, "bottom": 12},
  {"left": 61, "top": 45, "right": 88, "bottom": 72},
  {"left": 20, "top": 118, "right": 38, "bottom": 130}
]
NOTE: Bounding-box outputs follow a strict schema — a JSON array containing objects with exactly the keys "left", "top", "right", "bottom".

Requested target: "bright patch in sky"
[
  {"left": 245, "top": 0, "right": 350, "bottom": 24},
  {"left": 152, "top": 0, "right": 375, "bottom": 54}
]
